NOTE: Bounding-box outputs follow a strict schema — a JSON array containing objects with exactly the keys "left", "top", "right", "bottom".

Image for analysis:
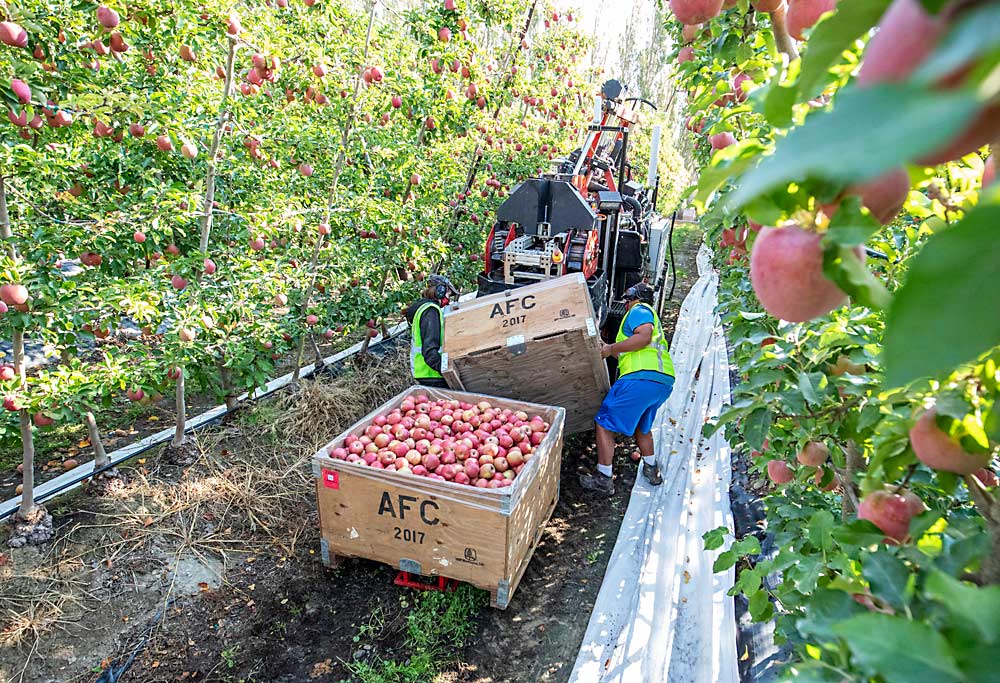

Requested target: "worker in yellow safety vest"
[
  {"left": 405, "top": 274, "right": 458, "bottom": 388},
  {"left": 580, "top": 282, "right": 675, "bottom": 495}
]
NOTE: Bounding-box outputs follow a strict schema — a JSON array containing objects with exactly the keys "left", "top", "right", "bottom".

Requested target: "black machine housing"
[{"left": 476, "top": 80, "right": 660, "bottom": 337}]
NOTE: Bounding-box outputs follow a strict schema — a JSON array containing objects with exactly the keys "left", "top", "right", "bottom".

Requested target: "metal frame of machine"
[{"left": 476, "top": 79, "right": 664, "bottom": 336}]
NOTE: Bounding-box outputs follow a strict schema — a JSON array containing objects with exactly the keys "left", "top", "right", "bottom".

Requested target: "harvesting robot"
[{"left": 475, "top": 79, "right": 673, "bottom": 335}]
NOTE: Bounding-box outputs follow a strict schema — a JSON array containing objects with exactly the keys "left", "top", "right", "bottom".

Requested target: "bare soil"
[{"left": 0, "top": 229, "right": 703, "bottom": 683}]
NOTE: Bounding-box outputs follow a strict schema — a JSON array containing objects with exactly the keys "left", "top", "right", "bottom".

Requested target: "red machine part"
[
  {"left": 394, "top": 571, "right": 459, "bottom": 593},
  {"left": 564, "top": 229, "right": 600, "bottom": 279},
  {"left": 483, "top": 223, "right": 518, "bottom": 276},
  {"left": 579, "top": 229, "right": 600, "bottom": 279}
]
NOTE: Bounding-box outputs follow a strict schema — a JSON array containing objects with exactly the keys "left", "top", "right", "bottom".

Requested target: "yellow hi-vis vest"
[
  {"left": 410, "top": 302, "right": 443, "bottom": 380},
  {"left": 616, "top": 302, "right": 675, "bottom": 378}
]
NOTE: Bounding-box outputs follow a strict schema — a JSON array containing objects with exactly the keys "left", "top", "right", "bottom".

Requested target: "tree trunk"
[
  {"left": 172, "top": 367, "right": 187, "bottom": 447},
  {"left": 14, "top": 331, "right": 36, "bottom": 517},
  {"left": 770, "top": 6, "right": 800, "bottom": 61},
  {"left": 85, "top": 411, "right": 110, "bottom": 470},
  {"left": 219, "top": 359, "right": 239, "bottom": 411},
  {"left": 311, "top": 333, "right": 324, "bottom": 367},
  {"left": 840, "top": 440, "right": 864, "bottom": 521},
  {"left": 199, "top": 37, "right": 238, "bottom": 254},
  {"left": 2, "top": 174, "right": 38, "bottom": 518}
]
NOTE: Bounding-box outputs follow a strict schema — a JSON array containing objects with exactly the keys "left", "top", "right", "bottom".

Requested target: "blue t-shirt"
[{"left": 619, "top": 305, "right": 673, "bottom": 385}]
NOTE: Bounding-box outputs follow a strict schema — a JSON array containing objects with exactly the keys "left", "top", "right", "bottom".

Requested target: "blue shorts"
[{"left": 595, "top": 376, "right": 674, "bottom": 436}]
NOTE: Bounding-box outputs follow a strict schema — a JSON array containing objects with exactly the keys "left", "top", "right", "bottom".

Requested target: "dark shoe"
[
  {"left": 579, "top": 471, "right": 614, "bottom": 495},
  {"left": 642, "top": 462, "right": 663, "bottom": 486}
]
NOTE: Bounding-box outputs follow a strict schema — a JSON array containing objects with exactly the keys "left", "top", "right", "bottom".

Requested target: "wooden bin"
[
  {"left": 440, "top": 273, "right": 610, "bottom": 434},
  {"left": 313, "top": 386, "right": 565, "bottom": 609}
]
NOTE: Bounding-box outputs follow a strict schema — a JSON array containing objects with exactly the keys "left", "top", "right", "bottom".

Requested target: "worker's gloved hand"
[{"left": 600, "top": 343, "right": 615, "bottom": 359}]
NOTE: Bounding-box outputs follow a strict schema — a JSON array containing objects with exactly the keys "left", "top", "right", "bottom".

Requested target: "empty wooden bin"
[{"left": 440, "top": 273, "right": 610, "bottom": 433}]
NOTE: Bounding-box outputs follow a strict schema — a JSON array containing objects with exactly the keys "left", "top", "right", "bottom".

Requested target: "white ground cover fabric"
[{"left": 570, "top": 245, "right": 739, "bottom": 683}]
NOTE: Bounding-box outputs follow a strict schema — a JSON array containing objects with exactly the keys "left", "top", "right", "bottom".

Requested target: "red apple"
[
  {"left": 797, "top": 441, "right": 829, "bottom": 467},
  {"left": 10, "top": 79, "right": 30, "bottom": 105},
  {"left": 767, "top": 460, "right": 794, "bottom": 484},
  {"left": 0, "top": 284, "right": 29, "bottom": 306},
  {"left": 750, "top": 225, "right": 859, "bottom": 322},
  {"left": 0, "top": 21, "right": 28, "bottom": 49},
  {"left": 909, "top": 409, "right": 991, "bottom": 475},
  {"left": 96, "top": 6, "right": 120, "bottom": 29},
  {"left": 858, "top": 488, "right": 925, "bottom": 544}
]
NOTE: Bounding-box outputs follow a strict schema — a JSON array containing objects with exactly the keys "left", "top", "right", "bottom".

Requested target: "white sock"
[
  {"left": 597, "top": 463, "right": 613, "bottom": 478},
  {"left": 643, "top": 455, "right": 656, "bottom": 467}
]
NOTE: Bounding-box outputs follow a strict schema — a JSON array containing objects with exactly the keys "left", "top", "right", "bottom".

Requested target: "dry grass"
[
  {"left": 278, "top": 348, "right": 412, "bottom": 450},
  {"left": 0, "top": 348, "right": 413, "bottom": 676}
]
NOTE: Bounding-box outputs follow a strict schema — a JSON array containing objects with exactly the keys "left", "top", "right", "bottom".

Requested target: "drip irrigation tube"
[{"left": 94, "top": 599, "right": 176, "bottom": 683}]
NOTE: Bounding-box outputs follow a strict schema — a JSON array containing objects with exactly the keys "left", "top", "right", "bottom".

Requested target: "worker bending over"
[
  {"left": 405, "top": 274, "right": 458, "bottom": 389},
  {"left": 580, "top": 283, "right": 675, "bottom": 495}
]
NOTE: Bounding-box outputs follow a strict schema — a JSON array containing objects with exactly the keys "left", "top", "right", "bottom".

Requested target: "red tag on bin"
[{"left": 322, "top": 468, "right": 339, "bottom": 490}]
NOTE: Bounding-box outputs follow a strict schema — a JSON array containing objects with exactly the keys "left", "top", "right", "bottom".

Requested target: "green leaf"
[
  {"left": 822, "top": 243, "right": 892, "bottom": 311},
  {"left": 834, "top": 614, "right": 963, "bottom": 683},
  {"left": 883, "top": 205, "right": 1000, "bottom": 387},
  {"left": 915, "top": 0, "right": 950, "bottom": 12},
  {"left": 862, "top": 549, "right": 910, "bottom": 610},
  {"left": 763, "top": 83, "right": 797, "bottom": 129},
  {"left": 833, "top": 520, "right": 888, "bottom": 547},
  {"left": 734, "top": 565, "right": 764, "bottom": 597},
  {"left": 733, "top": 535, "right": 762, "bottom": 557},
  {"left": 797, "top": 588, "right": 865, "bottom": 641},
  {"left": 714, "top": 549, "right": 737, "bottom": 573},
  {"left": 743, "top": 407, "right": 773, "bottom": 452},
  {"left": 824, "top": 196, "right": 882, "bottom": 247},
  {"left": 748, "top": 589, "right": 773, "bottom": 621},
  {"left": 695, "top": 143, "right": 768, "bottom": 203},
  {"left": 909, "top": 509, "right": 945, "bottom": 541},
  {"left": 935, "top": 533, "right": 990, "bottom": 577},
  {"left": 797, "top": 371, "right": 828, "bottom": 406},
  {"left": 795, "top": 0, "right": 893, "bottom": 102},
  {"left": 726, "top": 85, "right": 981, "bottom": 211},
  {"left": 913, "top": 5, "right": 1000, "bottom": 83},
  {"left": 808, "top": 509, "right": 835, "bottom": 552},
  {"left": 703, "top": 526, "right": 729, "bottom": 551},
  {"left": 925, "top": 571, "right": 1000, "bottom": 644},
  {"left": 703, "top": 402, "right": 758, "bottom": 438}
]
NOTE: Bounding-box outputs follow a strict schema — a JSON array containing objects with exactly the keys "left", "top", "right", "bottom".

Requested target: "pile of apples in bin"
[{"left": 323, "top": 394, "right": 551, "bottom": 488}]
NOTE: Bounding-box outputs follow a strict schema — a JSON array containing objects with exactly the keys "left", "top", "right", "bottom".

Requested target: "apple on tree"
[{"left": 858, "top": 487, "right": 925, "bottom": 544}]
